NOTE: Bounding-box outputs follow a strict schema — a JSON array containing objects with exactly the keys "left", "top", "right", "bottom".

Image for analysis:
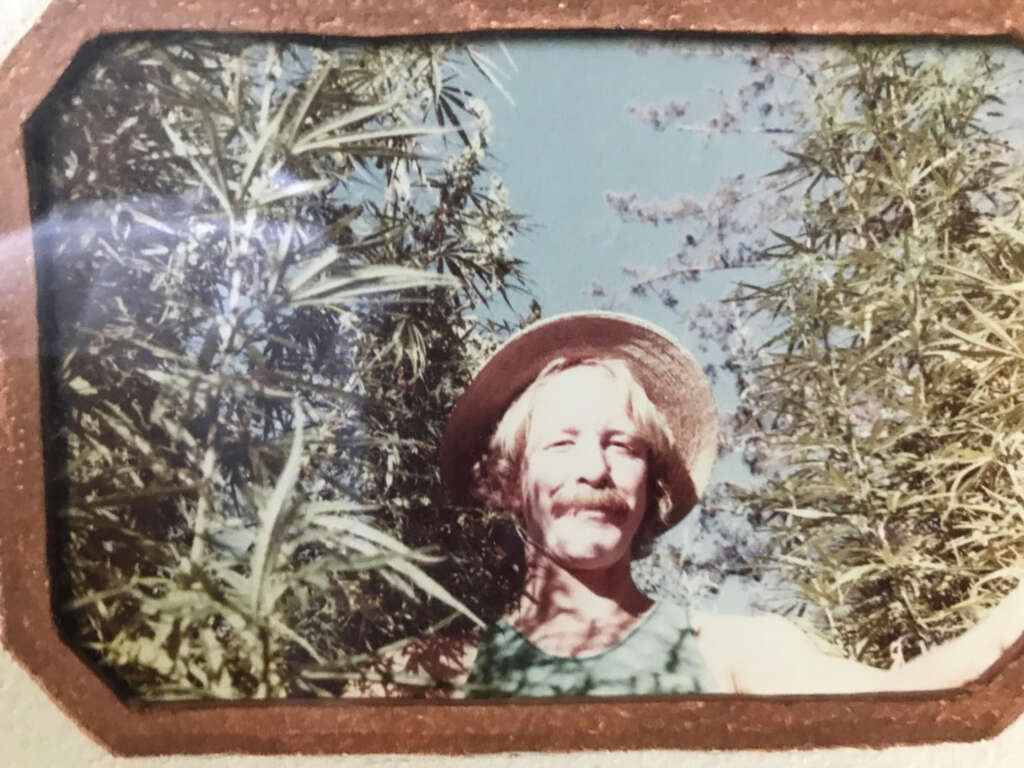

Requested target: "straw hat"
[{"left": 440, "top": 312, "right": 718, "bottom": 528}]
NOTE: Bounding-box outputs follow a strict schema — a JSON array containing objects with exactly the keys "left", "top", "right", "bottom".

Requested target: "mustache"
[{"left": 551, "top": 486, "right": 630, "bottom": 517}]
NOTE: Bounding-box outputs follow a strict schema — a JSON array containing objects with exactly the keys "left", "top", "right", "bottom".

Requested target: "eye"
[
  {"left": 545, "top": 438, "right": 575, "bottom": 450},
  {"left": 607, "top": 437, "right": 642, "bottom": 455}
]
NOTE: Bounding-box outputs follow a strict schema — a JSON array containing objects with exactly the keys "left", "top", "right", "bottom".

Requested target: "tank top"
[{"left": 464, "top": 601, "right": 719, "bottom": 698}]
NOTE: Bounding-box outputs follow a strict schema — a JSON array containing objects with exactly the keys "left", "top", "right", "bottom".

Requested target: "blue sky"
[{"left": 468, "top": 37, "right": 774, "bottom": 330}]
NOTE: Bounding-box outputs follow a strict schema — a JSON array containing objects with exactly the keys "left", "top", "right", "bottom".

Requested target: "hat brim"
[{"left": 440, "top": 312, "right": 718, "bottom": 529}]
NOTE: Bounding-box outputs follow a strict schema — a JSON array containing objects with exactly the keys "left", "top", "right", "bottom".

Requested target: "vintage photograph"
[{"left": 26, "top": 32, "right": 1024, "bottom": 702}]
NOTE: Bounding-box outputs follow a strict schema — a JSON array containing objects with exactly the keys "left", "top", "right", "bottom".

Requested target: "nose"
[{"left": 575, "top": 437, "right": 611, "bottom": 487}]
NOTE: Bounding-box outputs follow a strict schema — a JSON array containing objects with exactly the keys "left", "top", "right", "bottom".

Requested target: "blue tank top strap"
[{"left": 465, "top": 601, "right": 719, "bottom": 698}]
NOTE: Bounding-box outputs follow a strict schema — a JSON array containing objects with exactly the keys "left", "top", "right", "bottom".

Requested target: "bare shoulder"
[
  {"left": 689, "top": 610, "right": 887, "bottom": 695},
  {"left": 688, "top": 611, "right": 808, "bottom": 694},
  {"left": 343, "top": 629, "right": 481, "bottom": 698},
  {"left": 691, "top": 610, "right": 815, "bottom": 648}
]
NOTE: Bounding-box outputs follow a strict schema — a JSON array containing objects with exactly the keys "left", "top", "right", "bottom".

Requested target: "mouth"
[
  {"left": 557, "top": 503, "right": 626, "bottom": 522},
  {"left": 574, "top": 506, "right": 619, "bottom": 517}
]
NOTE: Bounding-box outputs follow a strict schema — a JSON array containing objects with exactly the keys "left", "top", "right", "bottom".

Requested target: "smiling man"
[
  {"left": 455, "top": 355, "right": 716, "bottom": 696},
  {"left": 431, "top": 312, "right": 1024, "bottom": 697}
]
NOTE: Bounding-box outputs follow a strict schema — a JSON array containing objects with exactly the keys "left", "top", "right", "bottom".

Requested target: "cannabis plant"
[
  {"left": 29, "top": 35, "right": 529, "bottom": 698},
  {"left": 726, "top": 47, "right": 1024, "bottom": 665}
]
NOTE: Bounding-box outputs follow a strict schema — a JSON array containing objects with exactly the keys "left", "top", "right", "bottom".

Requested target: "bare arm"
[{"left": 693, "top": 583, "right": 1024, "bottom": 695}]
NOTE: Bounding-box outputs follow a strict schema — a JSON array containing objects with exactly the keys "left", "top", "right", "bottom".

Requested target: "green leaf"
[
  {"left": 290, "top": 264, "right": 459, "bottom": 303},
  {"left": 292, "top": 123, "right": 464, "bottom": 155},
  {"left": 248, "top": 401, "right": 305, "bottom": 616},
  {"left": 254, "top": 177, "right": 334, "bottom": 207},
  {"left": 294, "top": 96, "right": 402, "bottom": 146}
]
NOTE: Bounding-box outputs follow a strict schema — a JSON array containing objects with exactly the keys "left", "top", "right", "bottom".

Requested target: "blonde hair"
[{"left": 470, "top": 357, "right": 677, "bottom": 556}]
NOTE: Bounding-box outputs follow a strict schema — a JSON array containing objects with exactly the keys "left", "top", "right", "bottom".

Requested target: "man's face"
[{"left": 516, "top": 365, "right": 649, "bottom": 571}]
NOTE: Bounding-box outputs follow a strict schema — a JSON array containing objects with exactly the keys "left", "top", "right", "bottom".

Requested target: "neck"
[{"left": 507, "top": 541, "right": 653, "bottom": 656}]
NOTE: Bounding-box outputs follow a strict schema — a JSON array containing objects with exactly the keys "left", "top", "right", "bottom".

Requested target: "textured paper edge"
[{"left": 3, "top": 0, "right": 1024, "bottom": 755}]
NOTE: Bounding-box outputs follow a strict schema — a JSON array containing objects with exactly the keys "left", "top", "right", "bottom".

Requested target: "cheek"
[
  {"left": 519, "top": 454, "right": 560, "bottom": 497},
  {"left": 509, "top": 454, "right": 539, "bottom": 510},
  {"left": 514, "top": 461, "right": 547, "bottom": 520},
  {"left": 614, "top": 457, "right": 649, "bottom": 499}
]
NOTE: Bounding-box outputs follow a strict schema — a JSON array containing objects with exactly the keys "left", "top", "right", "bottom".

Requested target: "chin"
[
  {"left": 556, "top": 551, "right": 629, "bottom": 571},
  {"left": 550, "top": 532, "right": 632, "bottom": 570}
]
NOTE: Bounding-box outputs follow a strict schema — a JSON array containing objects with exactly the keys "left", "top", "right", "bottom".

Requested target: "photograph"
[{"left": 25, "top": 30, "right": 1024, "bottom": 704}]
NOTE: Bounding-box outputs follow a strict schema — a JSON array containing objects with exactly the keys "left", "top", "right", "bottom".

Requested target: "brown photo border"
[{"left": 4, "top": 0, "right": 1024, "bottom": 756}]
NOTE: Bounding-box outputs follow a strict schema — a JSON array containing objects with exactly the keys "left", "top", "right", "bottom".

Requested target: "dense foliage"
[
  {"left": 727, "top": 47, "right": 1024, "bottom": 666},
  {"left": 612, "top": 43, "right": 1024, "bottom": 666},
  {"left": 31, "top": 35, "right": 530, "bottom": 699}
]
